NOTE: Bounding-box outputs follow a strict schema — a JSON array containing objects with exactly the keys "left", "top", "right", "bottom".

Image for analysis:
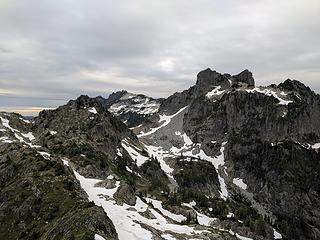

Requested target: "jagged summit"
[
  {"left": 232, "top": 69, "right": 255, "bottom": 87},
  {"left": 196, "top": 68, "right": 255, "bottom": 90},
  {"left": 278, "top": 79, "right": 313, "bottom": 96}
]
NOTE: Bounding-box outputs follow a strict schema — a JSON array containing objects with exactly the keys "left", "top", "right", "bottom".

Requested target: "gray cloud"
[{"left": 0, "top": 0, "right": 319, "bottom": 115}]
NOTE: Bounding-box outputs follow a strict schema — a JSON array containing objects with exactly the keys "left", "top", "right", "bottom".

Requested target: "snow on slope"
[
  {"left": 64, "top": 159, "right": 211, "bottom": 239},
  {"left": 0, "top": 115, "right": 39, "bottom": 147},
  {"left": 233, "top": 178, "right": 248, "bottom": 190},
  {"left": 121, "top": 139, "right": 149, "bottom": 167},
  {"left": 138, "top": 105, "right": 188, "bottom": 137},
  {"left": 109, "top": 92, "right": 160, "bottom": 116},
  {"left": 246, "top": 87, "right": 293, "bottom": 105},
  {"left": 206, "top": 86, "right": 226, "bottom": 100}
]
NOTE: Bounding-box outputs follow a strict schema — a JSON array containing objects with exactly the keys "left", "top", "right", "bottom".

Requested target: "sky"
[{"left": 0, "top": 0, "right": 319, "bottom": 116}]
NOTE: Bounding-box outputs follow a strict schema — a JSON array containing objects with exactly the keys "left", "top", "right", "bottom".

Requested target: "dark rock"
[{"left": 232, "top": 69, "right": 255, "bottom": 87}]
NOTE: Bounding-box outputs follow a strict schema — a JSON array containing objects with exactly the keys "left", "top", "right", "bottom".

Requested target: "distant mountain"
[
  {"left": 1, "top": 68, "right": 319, "bottom": 240},
  {"left": 106, "top": 90, "right": 163, "bottom": 128}
]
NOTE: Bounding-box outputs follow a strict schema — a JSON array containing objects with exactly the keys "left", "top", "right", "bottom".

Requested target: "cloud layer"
[{"left": 0, "top": 0, "right": 319, "bottom": 115}]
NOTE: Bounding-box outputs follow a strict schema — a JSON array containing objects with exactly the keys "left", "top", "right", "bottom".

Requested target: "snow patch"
[
  {"left": 21, "top": 132, "right": 35, "bottom": 141},
  {"left": 273, "top": 228, "right": 282, "bottom": 239},
  {"left": 246, "top": 88, "right": 292, "bottom": 105},
  {"left": 146, "top": 198, "right": 187, "bottom": 223},
  {"left": 233, "top": 178, "right": 248, "bottom": 190},
  {"left": 38, "top": 151, "right": 51, "bottom": 160},
  {"left": 311, "top": 143, "right": 320, "bottom": 150},
  {"left": 94, "top": 234, "right": 106, "bottom": 240},
  {"left": 138, "top": 106, "right": 188, "bottom": 137},
  {"left": 121, "top": 139, "right": 149, "bottom": 167},
  {"left": 73, "top": 170, "right": 207, "bottom": 240},
  {"left": 88, "top": 107, "right": 98, "bottom": 114},
  {"left": 206, "top": 86, "right": 225, "bottom": 99}
]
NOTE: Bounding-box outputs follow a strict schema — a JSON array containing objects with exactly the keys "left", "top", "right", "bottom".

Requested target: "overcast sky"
[{"left": 0, "top": 0, "right": 319, "bottom": 115}]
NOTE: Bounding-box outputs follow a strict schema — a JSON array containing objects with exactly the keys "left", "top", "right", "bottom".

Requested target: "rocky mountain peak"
[
  {"left": 196, "top": 68, "right": 229, "bottom": 89},
  {"left": 105, "top": 90, "right": 128, "bottom": 106},
  {"left": 278, "top": 79, "right": 313, "bottom": 96},
  {"left": 232, "top": 69, "right": 255, "bottom": 87}
]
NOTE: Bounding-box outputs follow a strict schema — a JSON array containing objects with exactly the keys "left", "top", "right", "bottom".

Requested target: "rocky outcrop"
[
  {"left": 232, "top": 69, "right": 255, "bottom": 87},
  {"left": 0, "top": 143, "right": 118, "bottom": 240}
]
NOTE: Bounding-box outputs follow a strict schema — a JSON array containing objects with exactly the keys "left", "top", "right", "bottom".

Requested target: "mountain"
[
  {"left": 1, "top": 68, "right": 319, "bottom": 240},
  {"left": 106, "top": 90, "right": 163, "bottom": 128}
]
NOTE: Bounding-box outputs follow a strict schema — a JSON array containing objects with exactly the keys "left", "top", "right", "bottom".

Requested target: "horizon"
[{"left": 1, "top": 69, "right": 318, "bottom": 117}]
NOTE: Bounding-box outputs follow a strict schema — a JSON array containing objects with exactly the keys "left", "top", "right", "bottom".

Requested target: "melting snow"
[
  {"left": 0, "top": 116, "right": 39, "bottom": 148},
  {"left": 88, "top": 107, "right": 98, "bottom": 114},
  {"left": 311, "top": 143, "right": 320, "bottom": 150},
  {"left": 146, "top": 198, "right": 187, "bottom": 223},
  {"left": 38, "top": 151, "right": 51, "bottom": 160},
  {"left": 182, "top": 202, "right": 217, "bottom": 227},
  {"left": 61, "top": 158, "right": 70, "bottom": 166},
  {"left": 121, "top": 139, "right": 149, "bottom": 167},
  {"left": 233, "top": 178, "right": 248, "bottom": 190},
  {"left": 246, "top": 88, "right": 293, "bottom": 105},
  {"left": 227, "top": 212, "right": 235, "bottom": 218},
  {"left": 273, "top": 229, "right": 282, "bottom": 239},
  {"left": 72, "top": 169, "right": 206, "bottom": 240},
  {"left": 138, "top": 106, "right": 188, "bottom": 137},
  {"left": 0, "top": 136, "right": 13, "bottom": 143},
  {"left": 161, "top": 234, "right": 176, "bottom": 240},
  {"left": 143, "top": 144, "right": 174, "bottom": 174},
  {"left": 21, "top": 132, "right": 35, "bottom": 141},
  {"left": 94, "top": 234, "right": 106, "bottom": 240},
  {"left": 206, "top": 86, "right": 225, "bottom": 99},
  {"left": 235, "top": 233, "right": 253, "bottom": 240},
  {"left": 50, "top": 131, "right": 57, "bottom": 135}
]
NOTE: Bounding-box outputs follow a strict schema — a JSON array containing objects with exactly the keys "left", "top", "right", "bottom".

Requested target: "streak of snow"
[
  {"left": 0, "top": 117, "right": 15, "bottom": 132},
  {"left": 21, "top": 132, "right": 35, "bottom": 141},
  {"left": 143, "top": 144, "right": 174, "bottom": 174},
  {"left": 116, "top": 148, "right": 123, "bottom": 157},
  {"left": 311, "top": 143, "right": 320, "bottom": 149},
  {"left": 50, "top": 131, "right": 57, "bottom": 135},
  {"left": 121, "top": 139, "right": 149, "bottom": 167},
  {"left": 138, "top": 106, "right": 188, "bottom": 137},
  {"left": 227, "top": 212, "right": 235, "bottom": 218},
  {"left": 0, "top": 136, "right": 13, "bottom": 143},
  {"left": 146, "top": 198, "right": 187, "bottom": 223},
  {"left": 246, "top": 88, "right": 292, "bottom": 105},
  {"left": 94, "top": 234, "right": 106, "bottom": 240},
  {"left": 233, "top": 178, "right": 248, "bottom": 190},
  {"left": 0, "top": 117, "right": 40, "bottom": 148},
  {"left": 61, "top": 158, "right": 70, "bottom": 166},
  {"left": 182, "top": 202, "right": 217, "bottom": 226},
  {"left": 88, "top": 107, "right": 98, "bottom": 114},
  {"left": 235, "top": 233, "right": 253, "bottom": 240},
  {"left": 273, "top": 229, "right": 282, "bottom": 239},
  {"left": 206, "top": 86, "right": 225, "bottom": 99},
  {"left": 107, "top": 175, "right": 114, "bottom": 180},
  {"left": 161, "top": 234, "right": 176, "bottom": 240},
  {"left": 19, "top": 117, "right": 30, "bottom": 123},
  {"left": 38, "top": 151, "right": 51, "bottom": 160}
]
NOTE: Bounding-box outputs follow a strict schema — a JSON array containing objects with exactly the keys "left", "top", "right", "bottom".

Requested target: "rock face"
[
  {"left": 232, "top": 69, "right": 255, "bottom": 87},
  {"left": 179, "top": 71, "right": 320, "bottom": 240}
]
